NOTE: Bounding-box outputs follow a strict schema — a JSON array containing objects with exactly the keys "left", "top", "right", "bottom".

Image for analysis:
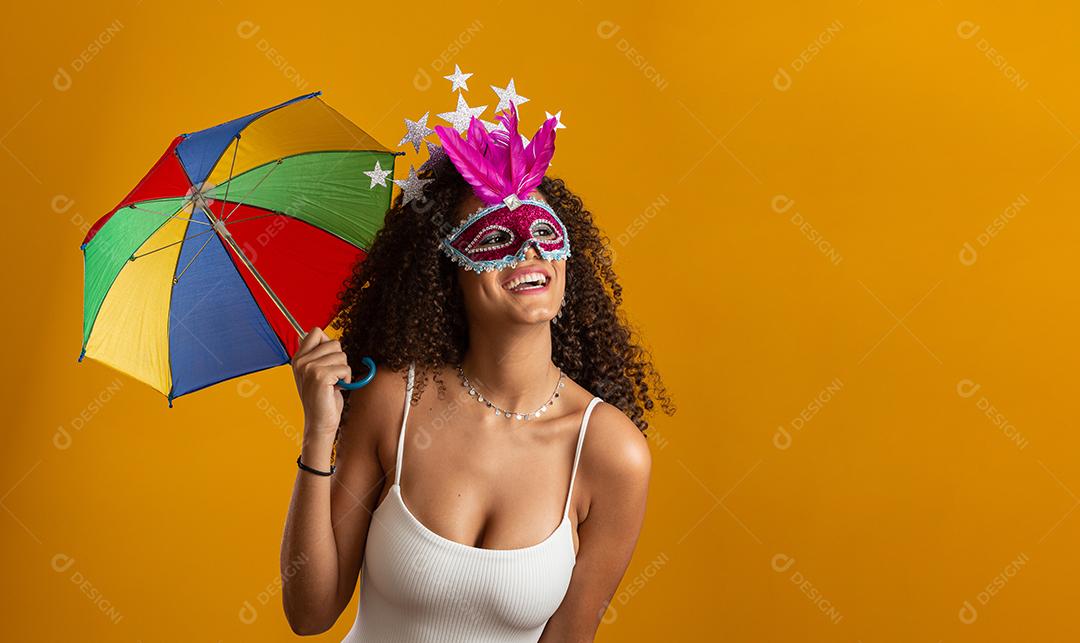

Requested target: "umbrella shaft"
[{"left": 209, "top": 213, "right": 305, "bottom": 339}]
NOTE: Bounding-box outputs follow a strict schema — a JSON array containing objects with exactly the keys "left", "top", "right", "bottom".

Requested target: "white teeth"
[{"left": 503, "top": 272, "right": 549, "bottom": 291}]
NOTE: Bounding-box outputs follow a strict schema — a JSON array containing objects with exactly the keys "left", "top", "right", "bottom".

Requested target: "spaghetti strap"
[
  {"left": 563, "top": 396, "right": 603, "bottom": 520},
  {"left": 394, "top": 363, "right": 416, "bottom": 487}
]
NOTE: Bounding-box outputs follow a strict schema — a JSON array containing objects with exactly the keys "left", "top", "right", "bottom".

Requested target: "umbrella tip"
[{"left": 77, "top": 347, "right": 85, "bottom": 362}]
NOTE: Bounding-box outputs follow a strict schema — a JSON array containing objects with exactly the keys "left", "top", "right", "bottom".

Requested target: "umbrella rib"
[
  {"left": 125, "top": 200, "right": 210, "bottom": 225},
  {"left": 172, "top": 216, "right": 210, "bottom": 225},
  {"left": 217, "top": 135, "right": 240, "bottom": 221},
  {"left": 131, "top": 228, "right": 216, "bottom": 261},
  {"left": 154, "top": 214, "right": 210, "bottom": 226},
  {"left": 221, "top": 159, "right": 284, "bottom": 223},
  {"left": 223, "top": 212, "right": 278, "bottom": 226},
  {"left": 173, "top": 229, "right": 218, "bottom": 283}
]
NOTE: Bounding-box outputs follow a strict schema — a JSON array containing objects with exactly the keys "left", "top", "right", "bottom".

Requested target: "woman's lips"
[{"left": 502, "top": 270, "right": 551, "bottom": 293}]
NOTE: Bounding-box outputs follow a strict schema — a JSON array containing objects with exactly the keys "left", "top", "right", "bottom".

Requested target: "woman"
[{"left": 280, "top": 103, "right": 674, "bottom": 641}]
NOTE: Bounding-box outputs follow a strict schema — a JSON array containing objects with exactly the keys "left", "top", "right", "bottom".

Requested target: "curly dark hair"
[{"left": 330, "top": 153, "right": 674, "bottom": 436}]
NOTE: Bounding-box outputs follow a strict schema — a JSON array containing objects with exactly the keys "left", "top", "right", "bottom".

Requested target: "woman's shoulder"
[
  {"left": 340, "top": 361, "right": 413, "bottom": 437},
  {"left": 582, "top": 398, "right": 652, "bottom": 483},
  {"left": 557, "top": 375, "right": 650, "bottom": 476},
  {"left": 570, "top": 397, "right": 651, "bottom": 525},
  {"left": 337, "top": 361, "right": 418, "bottom": 477}
]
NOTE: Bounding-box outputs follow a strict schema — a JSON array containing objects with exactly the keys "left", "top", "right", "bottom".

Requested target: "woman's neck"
[{"left": 460, "top": 322, "right": 558, "bottom": 411}]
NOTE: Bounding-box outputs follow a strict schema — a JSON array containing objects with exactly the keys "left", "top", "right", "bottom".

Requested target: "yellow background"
[{"left": 3, "top": 1, "right": 1078, "bottom": 641}]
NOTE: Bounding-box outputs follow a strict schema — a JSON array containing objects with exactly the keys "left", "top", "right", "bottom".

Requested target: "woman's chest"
[{"left": 362, "top": 491, "right": 577, "bottom": 631}]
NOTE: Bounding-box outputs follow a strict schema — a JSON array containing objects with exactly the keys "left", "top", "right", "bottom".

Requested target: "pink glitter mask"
[
  {"left": 441, "top": 198, "right": 570, "bottom": 272},
  {"left": 434, "top": 101, "right": 568, "bottom": 272}
]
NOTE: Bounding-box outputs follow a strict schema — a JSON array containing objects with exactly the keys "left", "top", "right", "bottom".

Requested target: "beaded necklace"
[{"left": 456, "top": 364, "right": 566, "bottom": 421}]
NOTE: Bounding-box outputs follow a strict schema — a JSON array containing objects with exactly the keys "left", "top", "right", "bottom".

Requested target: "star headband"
[{"left": 382, "top": 70, "right": 571, "bottom": 272}]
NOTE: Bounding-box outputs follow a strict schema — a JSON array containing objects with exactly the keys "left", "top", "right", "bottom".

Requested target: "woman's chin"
[{"left": 500, "top": 304, "right": 560, "bottom": 326}]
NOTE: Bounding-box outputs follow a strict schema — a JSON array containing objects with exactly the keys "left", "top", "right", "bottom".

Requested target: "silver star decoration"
[
  {"left": 398, "top": 112, "right": 435, "bottom": 152},
  {"left": 545, "top": 110, "right": 567, "bottom": 130},
  {"left": 426, "top": 141, "right": 445, "bottom": 161},
  {"left": 393, "top": 165, "right": 433, "bottom": 205},
  {"left": 443, "top": 65, "right": 473, "bottom": 92},
  {"left": 437, "top": 94, "right": 488, "bottom": 133},
  {"left": 420, "top": 141, "right": 446, "bottom": 170},
  {"left": 363, "top": 160, "right": 391, "bottom": 188},
  {"left": 491, "top": 78, "right": 530, "bottom": 112}
]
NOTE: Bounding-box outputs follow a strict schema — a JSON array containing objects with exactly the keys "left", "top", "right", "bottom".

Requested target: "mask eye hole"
[
  {"left": 479, "top": 230, "right": 510, "bottom": 247},
  {"left": 530, "top": 219, "right": 563, "bottom": 244},
  {"left": 463, "top": 225, "right": 515, "bottom": 254}
]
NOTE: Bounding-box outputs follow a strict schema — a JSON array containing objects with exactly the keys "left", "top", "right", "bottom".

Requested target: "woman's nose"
[{"left": 523, "top": 242, "right": 541, "bottom": 261}]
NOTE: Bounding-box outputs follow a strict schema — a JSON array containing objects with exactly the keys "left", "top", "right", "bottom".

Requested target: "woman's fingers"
[
  {"left": 299, "top": 340, "right": 343, "bottom": 365},
  {"left": 295, "top": 326, "right": 331, "bottom": 361},
  {"left": 303, "top": 363, "right": 352, "bottom": 388},
  {"left": 299, "top": 354, "right": 350, "bottom": 384},
  {"left": 291, "top": 327, "right": 350, "bottom": 435},
  {"left": 303, "top": 351, "right": 348, "bottom": 371},
  {"left": 326, "top": 364, "right": 353, "bottom": 387},
  {"left": 294, "top": 338, "right": 343, "bottom": 369}
]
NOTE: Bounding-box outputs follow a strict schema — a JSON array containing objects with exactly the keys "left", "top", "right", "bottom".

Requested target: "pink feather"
[
  {"left": 434, "top": 101, "right": 561, "bottom": 206},
  {"left": 504, "top": 102, "right": 526, "bottom": 192},
  {"left": 434, "top": 124, "right": 505, "bottom": 203},
  {"left": 466, "top": 117, "right": 490, "bottom": 154},
  {"left": 487, "top": 128, "right": 510, "bottom": 172},
  {"left": 489, "top": 111, "right": 515, "bottom": 181},
  {"left": 474, "top": 117, "right": 509, "bottom": 171},
  {"left": 516, "top": 115, "right": 558, "bottom": 197},
  {"left": 469, "top": 115, "right": 514, "bottom": 194},
  {"left": 524, "top": 114, "right": 557, "bottom": 168}
]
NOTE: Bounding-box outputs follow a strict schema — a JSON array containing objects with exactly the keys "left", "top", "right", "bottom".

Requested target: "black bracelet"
[{"left": 297, "top": 454, "right": 335, "bottom": 476}]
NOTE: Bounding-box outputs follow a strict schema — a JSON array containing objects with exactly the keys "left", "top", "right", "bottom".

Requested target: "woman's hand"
[{"left": 291, "top": 326, "right": 353, "bottom": 437}]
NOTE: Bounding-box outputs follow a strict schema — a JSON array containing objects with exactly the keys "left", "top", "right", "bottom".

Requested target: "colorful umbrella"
[{"left": 79, "top": 91, "right": 398, "bottom": 406}]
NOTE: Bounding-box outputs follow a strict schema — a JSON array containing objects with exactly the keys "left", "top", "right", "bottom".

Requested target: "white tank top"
[{"left": 343, "top": 363, "right": 603, "bottom": 642}]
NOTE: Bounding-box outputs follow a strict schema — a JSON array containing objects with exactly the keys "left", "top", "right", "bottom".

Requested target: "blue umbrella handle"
[{"left": 335, "top": 356, "right": 377, "bottom": 390}]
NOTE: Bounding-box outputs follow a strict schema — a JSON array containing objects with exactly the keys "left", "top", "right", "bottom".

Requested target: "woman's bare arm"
[
  {"left": 279, "top": 328, "right": 400, "bottom": 635},
  {"left": 540, "top": 403, "right": 653, "bottom": 642}
]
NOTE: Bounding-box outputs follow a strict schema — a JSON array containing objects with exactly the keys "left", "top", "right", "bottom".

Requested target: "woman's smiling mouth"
[{"left": 501, "top": 269, "right": 551, "bottom": 293}]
